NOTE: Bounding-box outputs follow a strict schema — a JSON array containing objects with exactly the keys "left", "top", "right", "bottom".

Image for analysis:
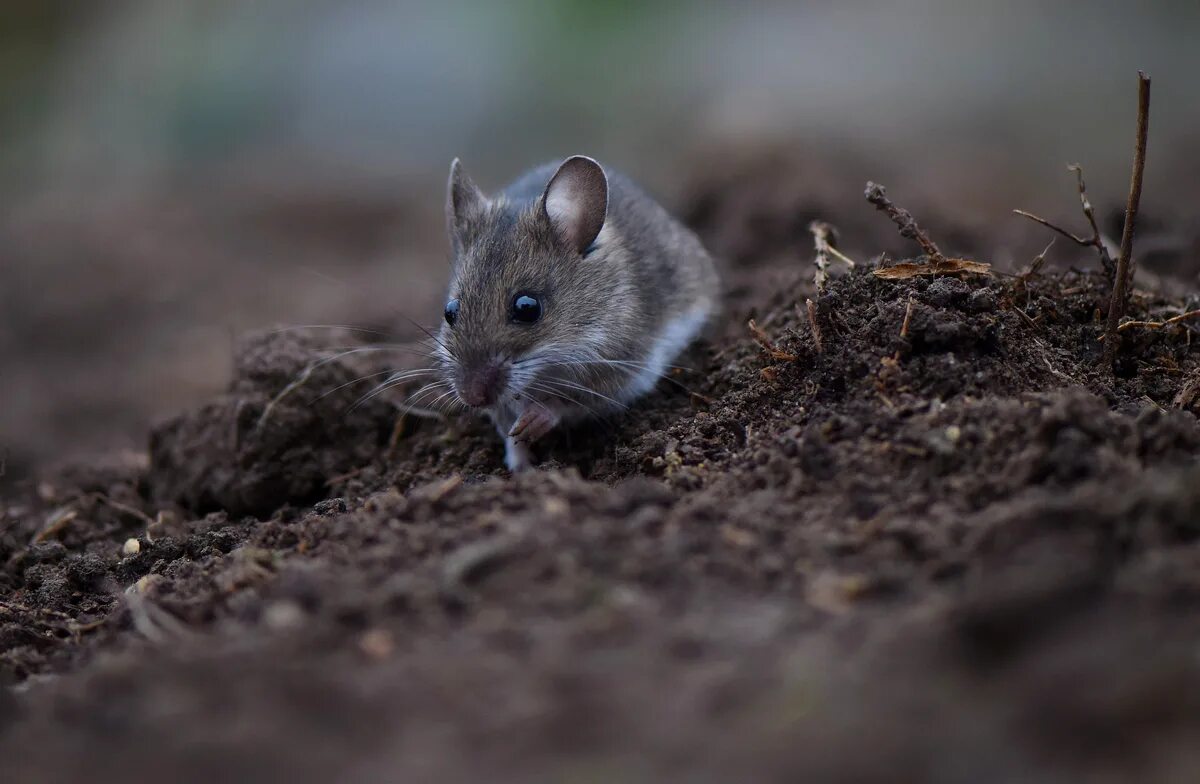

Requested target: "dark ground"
[{"left": 4, "top": 154, "right": 1200, "bottom": 782}]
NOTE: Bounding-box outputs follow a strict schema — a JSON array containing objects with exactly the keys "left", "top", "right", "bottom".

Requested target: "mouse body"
[{"left": 436, "top": 155, "right": 719, "bottom": 471}]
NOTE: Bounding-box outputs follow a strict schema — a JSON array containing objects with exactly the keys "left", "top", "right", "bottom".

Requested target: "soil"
[{"left": 4, "top": 160, "right": 1200, "bottom": 782}]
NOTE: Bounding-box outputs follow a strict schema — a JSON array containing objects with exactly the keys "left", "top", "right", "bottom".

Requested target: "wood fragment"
[
  {"left": 873, "top": 258, "right": 991, "bottom": 279},
  {"left": 805, "top": 299, "right": 823, "bottom": 353},
  {"left": 427, "top": 474, "right": 463, "bottom": 503},
  {"left": 899, "top": 297, "right": 915, "bottom": 340},
  {"left": 386, "top": 411, "right": 409, "bottom": 459},
  {"left": 1103, "top": 71, "right": 1152, "bottom": 368},
  {"left": 747, "top": 319, "right": 798, "bottom": 362},
  {"left": 1174, "top": 373, "right": 1200, "bottom": 410}
]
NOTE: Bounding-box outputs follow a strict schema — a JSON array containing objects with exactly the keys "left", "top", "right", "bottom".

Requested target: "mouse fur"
[{"left": 436, "top": 155, "right": 719, "bottom": 471}]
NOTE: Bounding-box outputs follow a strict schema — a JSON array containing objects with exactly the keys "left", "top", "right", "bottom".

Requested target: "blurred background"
[{"left": 3, "top": 0, "right": 1199, "bottom": 480}]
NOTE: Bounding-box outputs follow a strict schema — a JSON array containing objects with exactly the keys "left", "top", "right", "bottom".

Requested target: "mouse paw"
[
  {"left": 508, "top": 405, "right": 560, "bottom": 445},
  {"left": 504, "top": 437, "right": 536, "bottom": 472}
]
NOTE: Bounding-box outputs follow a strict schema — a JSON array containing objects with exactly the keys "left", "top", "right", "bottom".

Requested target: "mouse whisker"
[
  {"left": 524, "top": 382, "right": 601, "bottom": 419},
  {"left": 535, "top": 378, "right": 628, "bottom": 411},
  {"left": 395, "top": 313, "right": 455, "bottom": 355},
  {"left": 270, "top": 324, "right": 394, "bottom": 338},
  {"left": 422, "top": 388, "right": 460, "bottom": 415},
  {"left": 311, "top": 345, "right": 442, "bottom": 365},
  {"left": 534, "top": 357, "right": 700, "bottom": 397},
  {"left": 308, "top": 369, "right": 401, "bottom": 403},
  {"left": 347, "top": 372, "right": 438, "bottom": 413}
]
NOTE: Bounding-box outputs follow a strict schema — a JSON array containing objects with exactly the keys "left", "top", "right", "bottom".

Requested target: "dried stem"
[
  {"left": 809, "top": 220, "right": 856, "bottom": 290},
  {"left": 1117, "top": 308, "right": 1200, "bottom": 333},
  {"left": 748, "top": 319, "right": 798, "bottom": 362},
  {"left": 865, "top": 182, "right": 944, "bottom": 262},
  {"left": 1022, "top": 238, "right": 1055, "bottom": 281},
  {"left": 1103, "top": 71, "right": 1151, "bottom": 368},
  {"left": 1013, "top": 164, "right": 1114, "bottom": 277}
]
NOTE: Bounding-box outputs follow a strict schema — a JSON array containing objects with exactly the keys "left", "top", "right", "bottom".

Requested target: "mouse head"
[{"left": 437, "top": 155, "right": 619, "bottom": 409}]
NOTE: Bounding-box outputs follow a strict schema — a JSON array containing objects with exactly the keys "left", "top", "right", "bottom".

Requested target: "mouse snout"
[{"left": 458, "top": 361, "right": 508, "bottom": 408}]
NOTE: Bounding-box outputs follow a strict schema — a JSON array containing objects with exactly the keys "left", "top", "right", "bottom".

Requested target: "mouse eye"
[
  {"left": 510, "top": 293, "right": 542, "bottom": 324},
  {"left": 444, "top": 299, "right": 460, "bottom": 326}
]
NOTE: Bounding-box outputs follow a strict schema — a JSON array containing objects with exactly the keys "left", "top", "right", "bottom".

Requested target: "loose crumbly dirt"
[{"left": 4, "top": 160, "right": 1200, "bottom": 783}]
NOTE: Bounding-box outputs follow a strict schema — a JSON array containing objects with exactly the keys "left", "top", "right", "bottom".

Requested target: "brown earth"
[{"left": 4, "top": 158, "right": 1200, "bottom": 782}]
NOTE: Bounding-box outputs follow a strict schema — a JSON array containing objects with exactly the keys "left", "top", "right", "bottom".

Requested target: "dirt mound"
[{"left": 3, "top": 164, "right": 1200, "bottom": 782}]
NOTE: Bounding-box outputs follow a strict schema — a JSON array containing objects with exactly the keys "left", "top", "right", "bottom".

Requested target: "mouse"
[{"left": 435, "top": 154, "right": 720, "bottom": 471}]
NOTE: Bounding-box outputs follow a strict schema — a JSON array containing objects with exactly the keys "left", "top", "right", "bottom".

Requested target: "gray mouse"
[{"left": 436, "top": 155, "right": 720, "bottom": 471}]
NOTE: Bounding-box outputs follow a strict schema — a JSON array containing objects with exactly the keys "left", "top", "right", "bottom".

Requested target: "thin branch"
[
  {"left": 1067, "top": 164, "right": 1107, "bottom": 270},
  {"left": 1013, "top": 163, "right": 1115, "bottom": 276},
  {"left": 1012, "top": 210, "right": 1089, "bottom": 246},
  {"left": 1103, "top": 71, "right": 1151, "bottom": 368},
  {"left": 865, "top": 182, "right": 944, "bottom": 262}
]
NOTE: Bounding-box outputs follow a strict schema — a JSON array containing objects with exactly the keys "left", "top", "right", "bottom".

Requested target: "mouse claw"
[{"left": 508, "top": 406, "right": 559, "bottom": 444}]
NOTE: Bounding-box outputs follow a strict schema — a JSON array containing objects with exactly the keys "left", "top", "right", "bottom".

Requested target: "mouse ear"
[
  {"left": 446, "top": 158, "right": 486, "bottom": 254},
  {"left": 542, "top": 156, "right": 608, "bottom": 255}
]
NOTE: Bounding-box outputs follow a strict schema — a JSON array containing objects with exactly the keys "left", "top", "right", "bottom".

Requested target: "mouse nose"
[{"left": 459, "top": 362, "right": 507, "bottom": 407}]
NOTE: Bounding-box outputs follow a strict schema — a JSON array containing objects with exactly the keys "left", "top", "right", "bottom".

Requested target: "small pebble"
[
  {"left": 359, "top": 628, "right": 395, "bottom": 660},
  {"left": 263, "top": 600, "right": 306, "bottom": 631}
]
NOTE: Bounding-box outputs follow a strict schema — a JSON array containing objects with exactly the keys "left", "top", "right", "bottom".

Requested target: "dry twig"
[
  {"left": 865, "top": 182, "right": 944, "bottom": 261},
  {"left": 92, "top": 494, "right": 157, "bottom": 528},
  {"left": 865, "top": 182, "right": 990, "bottom": 278},
  {"left": 1117, "top": 309, "right": 1200, "bottom": 333},
  {"left": 1014, "top": 164, "right": 1115, "bottom": 277},
  {"left": 1103, "top": 71, "right": 1152, "bottom": 368}
]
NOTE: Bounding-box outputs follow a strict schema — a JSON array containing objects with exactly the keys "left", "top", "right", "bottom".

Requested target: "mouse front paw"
[{"left": 508, "top": 405, "right": 560, "bottom": 445}]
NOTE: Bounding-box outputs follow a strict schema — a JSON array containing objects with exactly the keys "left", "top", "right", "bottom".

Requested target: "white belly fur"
[{"left": 620, "top": 301, "right": 712, "bottom": 404}]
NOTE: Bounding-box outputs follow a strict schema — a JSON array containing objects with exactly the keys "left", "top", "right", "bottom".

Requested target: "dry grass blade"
[
  {"left": 747, "top": 319, "right": 798, "bottom": 362},
  {"left": 1020, "top": 238, "right": 1055, "bottom": 282},
  {"left": 32, "top": 508, "right": 78, "bottom": 544}
]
